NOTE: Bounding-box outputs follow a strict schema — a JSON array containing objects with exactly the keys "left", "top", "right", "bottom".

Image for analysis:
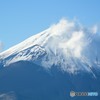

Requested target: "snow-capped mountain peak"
[{"left": 0, "top": 19, "right": 100, "bottom": 74}]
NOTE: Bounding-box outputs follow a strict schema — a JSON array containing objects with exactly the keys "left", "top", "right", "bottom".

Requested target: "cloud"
[
  {"left": 0, "top": 41, "right": 3, "bottom": 52},
  {"left": 91, "top": 25, "right": 98, "bottom": 34},
  {"left": 0, "top": 91, "right": 17, "bottom": 100},
  {"left": 50, "top": 18, "right": 75, "bottom": 37},
  {"left": 44, "top": 18, "right": 99, "bottom": 58}
]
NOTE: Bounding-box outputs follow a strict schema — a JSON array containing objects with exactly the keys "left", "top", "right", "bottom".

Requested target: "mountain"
[{"left": 0, "top": 19, "right": 100, "bottom": 100}]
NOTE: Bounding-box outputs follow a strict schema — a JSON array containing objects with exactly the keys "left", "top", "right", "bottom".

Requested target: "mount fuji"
[{"left": 0, "top": 19, "right": 100, "bottom": 100}]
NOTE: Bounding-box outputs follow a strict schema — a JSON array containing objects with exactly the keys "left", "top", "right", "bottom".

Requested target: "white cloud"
[
  {"left": 91, "top": 25, "right": 98, "bottom": 34},
  {"left": 50, "top": 18, "right": 75, "bottom": 37},
  {"left": 0, "top": 91, "right": 17, "bottom": 100},
  {"left": 45, "top": 18, "right": 99, "bottom": 58},
  {"left": 0, "top": 41, "right": 3, "bottom": 52},
  {"left": 66, "top": 31, "right": 84, "bottom": 57}
]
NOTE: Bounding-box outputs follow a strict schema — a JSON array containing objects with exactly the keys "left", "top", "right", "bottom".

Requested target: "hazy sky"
[{"left": 0, "top": 0, "right": 100, "bottom": 51}]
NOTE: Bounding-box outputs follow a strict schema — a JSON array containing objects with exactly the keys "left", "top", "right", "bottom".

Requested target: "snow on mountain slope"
[{"left": 0, "top": 19, "right": 100, "bottom": 74}]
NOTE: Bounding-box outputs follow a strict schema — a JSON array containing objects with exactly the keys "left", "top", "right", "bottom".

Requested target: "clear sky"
[{"left": 0, "top": 0, "right": 100, "bottom": 51}]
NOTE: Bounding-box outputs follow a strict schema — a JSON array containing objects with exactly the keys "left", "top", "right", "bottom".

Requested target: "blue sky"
[{"left": 0, "top": 0, "right": 100, "bottom": 51}]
